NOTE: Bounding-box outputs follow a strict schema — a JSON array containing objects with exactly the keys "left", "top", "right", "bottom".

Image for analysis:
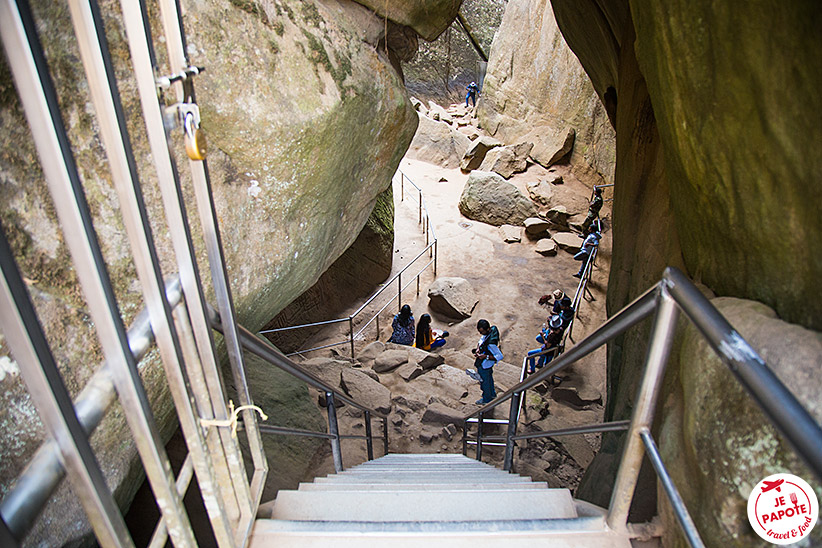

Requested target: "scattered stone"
[
  {"left": 524, "top": 217, "right": 551, "bottom": 235},
  {"left": 499, "top": 224, "right": 522, "bottom": 243},
  {"left": 438, "top": 177, "right": 448, "bottom": 183},
  {"left": 545, "top": 127, "right": 576, "bottom": 166},
  {"left": 392, "top": 395, "right": 426, "bottom": 412},
  {"left": 544, "top": 450, "right": 562, "bottom": 465},
  {"left": 548, "top": 174, "right": 564, "bottom": 185},
  {"left": 526, "top": 179, "right": 554, "bottom": 207},
  {"left": 421, "top": 403, "right": 464, "bottom": 425},
  {"left": 480, "top": 142, "right": 533, "bottom": 179},
  {"left": 458, "top": 171, "right": 537, "bottom": 226},
  {"left": 409, "top": 96, "right": 423, "bottom": 112},
  {"left": 431, "top": 364, "right": 475, "bottom": 390},
  {"left": 419, "top": 429, "right": 438, "bottom": 444},
  {"left": 418, "top": 353, "right": 445, "bottom": 370},
  {"left": 301, "top": 358, "right": 347, "bottom": 389},
  {"left": 391, "top": 416, "right": 404, "bottom": 426},
  {"left": 568, "top": 214, "right": 586, "bottom": 233},
  {"left": 551, "top": 385, "right": 603, "bottom": 410},
  {"left": 406, "top": 114, "right": 472, "bottom": 169},
  {"left": 340, "top": 368, "right": 392, "bottom": 414},
  {"left": 552, "top": 232, "right": 584, "bottom": 253},
  {"left": 373, "top": 350, "right": 409, "bottom": 373},
  {"left": 460, "top": 136, "right": 502, "bottom": 171},
  {"left": 458, "top": 126, "right": 480, "bottom": 141},
  {"left": 427, "top": 101, "right": 454, "bottom": 125},
  {"left": 361, "top": 368, "right": 381, "bottom": 382},
  {"left": 427, "top": 277, "right": 478, "bottom": 319},
  {"left": 559, "top": 436, "right": 595, "bottom": 468},
  {"left": 441, "top": 444, "right": 449, "bottom": 451},
  {"left": 443, "top": 423, "right": 458, "bottom": 441},
  {"left": 544, "top": 206, "right": 571, "bottom": 228},
  {"left": 358, "top": 341, "right": 385, "bottom": 364},
  {"left": 396, "top": 361, "right": 424, "bottom": 382},
  {"left": 535, "top": 239, "right": 558, "bottom": 256}
]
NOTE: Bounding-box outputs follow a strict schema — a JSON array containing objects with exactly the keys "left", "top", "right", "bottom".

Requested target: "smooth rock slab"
[
  {"left": 526, "top": 179, "right": 555, "bottom": 207},
  {"left": 524, "top": 217, "right": 551, "bottom": 235},
  {"left": 373, "top": 350, "right": 409, "bottom": 372},
  {"left": 535, "top": 239, "right": 558, "bottom": 256},
  {"left": 427, "top": 277, "right": 478, "bottom": 319},
  {"left": 421, "top": 403, "right": 464, "bottom": 425},
  {"left": 499, "top": 224, "right": 522, "bottom": 243},
  {"left": 340, "top": 368, "right": 392, "bottom": 414},
  {"left": 458, "top": 171, "right": 538, "bottom": 226},
  {"left": 460, "top": 136, "right": 502, "bottom": 171},
  {"left": 396, "top": 361, "right": 424, "bottom": 382},
  {"left": 544, "top": 206, "right": 572, "bottom": 228},
  {"left": 552, "top": 232, "right": 584, "bottom": 253}
]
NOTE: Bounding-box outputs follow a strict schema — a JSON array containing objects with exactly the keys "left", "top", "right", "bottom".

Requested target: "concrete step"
[
  {"left": 313, "top": 475, "right": 535, "bottom": 484},
  {"left": 248, "top": 516, "right": 633, "bottom": 548},
  {"left": 268, "top": 489, "right": 577, "bottom": 522},
  {"left": 298, "top": 482, "right": 550, "bottom": 491}
]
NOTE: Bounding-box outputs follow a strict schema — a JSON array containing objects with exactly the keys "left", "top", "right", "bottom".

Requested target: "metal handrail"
[
  {"left": 462, "top": 266, "right": 822, "bottom": 544},
  {"left": 260, "top": 170, "right": 438, "bottom": 358}
]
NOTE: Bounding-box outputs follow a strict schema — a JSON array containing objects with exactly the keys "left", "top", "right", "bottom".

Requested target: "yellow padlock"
[{"left": 185, "top": 126, "right": 207, "bottom": 161}]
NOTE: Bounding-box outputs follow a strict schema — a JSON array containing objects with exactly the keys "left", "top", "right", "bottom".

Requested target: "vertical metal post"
[
  {"left": 434, "top": 240, "right": 438, "bottom": 275},
  {"left": 418, "top": 190, "right": 422, "bottom": 224},
  {"left": 397, "top": 273, "right": 402, "bottom": 312},
  {"left": 0, "top": 224, "right": 133, "bottom": 547},
  {"left": 400, "top": 172, "right": 404, "bottom": 201},
  {"left": 607, "top": 289, "right": 680, "bottom": 531},
  {"left": 348, "top": 316, "right": 355, "bottom": 359},
  {"left": 425, "top": 217, "right": 429, "bottom": 247},
  {"left": 416, "top": 274, "right": 420, "bottom": 296},
  {"left": 503, "top": 392, "right": 521, "bottom": 471},
  {"left": 326, "top": 392, "right": 344, "bottom": 472},
  {"left": 376, "top": 314, "right": 380, "bottom": 340},
  {"left": 382, "top": 418, "right": 389, "bottom": 456},
  {"left": 462, "top": 420, "right": 468, "bottom": 456},
  {"left": 475, "top": 413, "right": 484, "bottom": 461},
  {"left": 364, "top": 411, "right": 374, "bottom": 461}
]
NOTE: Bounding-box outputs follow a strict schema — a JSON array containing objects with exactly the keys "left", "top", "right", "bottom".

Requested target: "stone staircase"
[{"left": 250, "top": 453, "right": 634, "bottom": 547}]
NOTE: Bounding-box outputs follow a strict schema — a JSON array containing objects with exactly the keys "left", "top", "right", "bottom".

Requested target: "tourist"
[
  {"left": 527, "top": 315, "right": 563, "bottom": 373},
  {"left": 470, "top": 319, "right": 502, "bottom": 405},
  {"left": 387, "top": 304, "right": 415, "bottom": 345},
  {"left": 558, "top": 297, "right": 575, "bottom": 332},
  {"left": 573, "top": 225, "right": 601, "bottom": 278},
  {"left": 580, "top": 187, "right": 604, "bottom": 233},
  {"left": 414, "top": 313, "right": 448, "bottom": 350},
  {"left": 465, "top": 81, "right": 479, "bottom": 107}
]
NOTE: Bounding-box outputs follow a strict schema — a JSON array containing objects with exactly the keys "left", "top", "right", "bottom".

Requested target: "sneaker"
[
  {"left": 475, "top": 398, "right": 485, "bottom": 405},
  {"left": 572, "top": 272, "right": 582, "bottom": 278},
  {"left": 465, "top": 369, "right": 481, "bottom": 381},
  {"left": 441, "top": 331, "right": 449, "bottom": 338}
]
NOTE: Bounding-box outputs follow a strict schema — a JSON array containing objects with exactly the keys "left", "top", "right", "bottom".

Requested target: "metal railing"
[
  {"left": 462, "top": 266, "right": 822, "bottom": 545},
  {"left": 0, "top": 0, "right": 388, "bottom": 545},
  {"left": 260, "top": 170, "right": 438, "bottom": 358}
]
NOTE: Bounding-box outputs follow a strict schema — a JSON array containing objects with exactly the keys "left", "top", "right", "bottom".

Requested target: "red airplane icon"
[{"left": 762, "top": 479, "right": 784, "bottom": 493}]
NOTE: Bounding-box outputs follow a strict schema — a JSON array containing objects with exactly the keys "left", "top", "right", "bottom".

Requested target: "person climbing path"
[{"left": 465, "top": 81, "right": 479, "bottom": 107}]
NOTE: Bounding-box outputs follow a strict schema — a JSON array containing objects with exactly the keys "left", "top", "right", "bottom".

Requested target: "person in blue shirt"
[
  {"left": 465, "top": 81, "right": 479, "bottom": 107},
  {"left": 470, "top": 319, "right": 502, "bottom": 404},
  {"left": 573, "top": 225, "right": 601, "bottom": 278}
]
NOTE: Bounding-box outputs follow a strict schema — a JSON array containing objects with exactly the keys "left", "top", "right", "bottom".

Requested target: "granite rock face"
[
  {"left": 406, "top": 113, "right": 472, "bottom": 169},
  {"left": 0, "top": 0, "right": 424, "bottom": 543},
  {"left": 352, "top": 0, "right": 463, "bottom": 41},
  {"left": 478, "top": 0, "right": 615, "bottom": 183}
]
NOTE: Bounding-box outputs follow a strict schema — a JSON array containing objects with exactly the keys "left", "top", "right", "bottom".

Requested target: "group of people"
[
  {"left": 528, "top": 290, "right": 575, "bottom": 375},
  {"left": 388, "top": 307, "right": 502, "bottom": 406},
  {"left": 387, "top": 305, "right": 448, "bottom": 351},
  {"left": 573, "top": 188, "right": 604, "bottom": 279}
]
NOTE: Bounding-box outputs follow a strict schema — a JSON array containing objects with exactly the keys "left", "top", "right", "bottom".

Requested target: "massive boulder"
[
  {"left": 353, "top": 0, "right": 463, "bottom": 41},
  {"left": 477, "top": 0, "right": 614, "bottom": 182},
  {"left": 0, "top": 0, "right": 425, "bottom": 543},
  {"left": 458, "top": 171, "right": 537, "bottom": 226},
  {"left": 479, "top": 142, "right": 534, "bottom": 178},
  {"left": 406, "top": 114, "right": 472, "bottom": 169},
  {"left": 460, "top": 136, "right": 503, "bottom": 171},
  {"left": 545, "top": 1, "right": 822, "bottom": 545}
]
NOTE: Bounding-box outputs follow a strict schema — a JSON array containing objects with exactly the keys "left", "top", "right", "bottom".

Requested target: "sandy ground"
[{"left": 291, "top": 144, "right": 613, "bottom": 489}]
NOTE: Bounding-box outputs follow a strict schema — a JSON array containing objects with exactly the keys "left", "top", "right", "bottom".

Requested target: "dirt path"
[{"left": 295, "top": 127, "right": 612, "bottom": 491}]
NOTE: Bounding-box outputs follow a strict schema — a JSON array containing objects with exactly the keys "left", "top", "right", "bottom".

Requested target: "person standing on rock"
[
  {"left": 465, "top": 81, "right": 479, "bottom": 107},
  {"left": 471, "top": 319, "right": 502, "bottom": 404},
  {"left": 581, "top": 187, "right": 604, "bottom": 233},
  {"left": 414, "top": 313, "right": 448, "bottom": 350},
  {"left": 387, "top": 304, "right": 415, "bottom": 345}
]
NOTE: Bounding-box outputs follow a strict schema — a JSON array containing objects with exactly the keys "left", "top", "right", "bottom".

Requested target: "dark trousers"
[{"left": 478, "top": 365, "right": 496, "bottom": 403}]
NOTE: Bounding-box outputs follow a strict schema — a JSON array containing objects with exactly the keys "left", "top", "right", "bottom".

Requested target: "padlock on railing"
[{"left": 183, "top": 108, "right": 207, "bottom": 161}]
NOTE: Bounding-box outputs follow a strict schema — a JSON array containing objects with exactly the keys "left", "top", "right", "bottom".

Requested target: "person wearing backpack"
[{"left": 468, "top": 319, "right": 502, "bottom": 404}]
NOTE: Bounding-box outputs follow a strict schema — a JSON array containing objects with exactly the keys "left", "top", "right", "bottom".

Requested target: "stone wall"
[
  {"left": 549, "top": 0, "right": 822, "bottom": 545},
  {"left": 478, "top": 0, "right": 615, "bottom": 184}
]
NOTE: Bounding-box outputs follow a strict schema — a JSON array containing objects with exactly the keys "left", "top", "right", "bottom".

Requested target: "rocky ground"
[{"left": 289, "top": 101, "right": 613, "bottom": 495}]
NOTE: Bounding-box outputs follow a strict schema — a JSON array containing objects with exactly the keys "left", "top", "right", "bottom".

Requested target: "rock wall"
[
  {"left": 477, "top": 0, "right": 615, "bottom": 184},
  {"left": 547, "top": 0, "right": 822, "bottom": 545},
  {"left": 0, "top": 0, "right": 422, "bottom": 544}
]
